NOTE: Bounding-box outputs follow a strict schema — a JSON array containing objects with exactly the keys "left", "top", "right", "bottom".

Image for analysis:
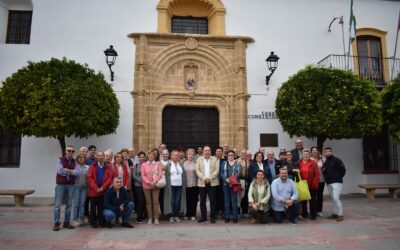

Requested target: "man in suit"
[
  {"left": 196, "top": 145, "right": 220, "bottom": 224},
  {"left": 266, "top": 150, "right": 282, "bottom": 183},
  {"left": 290, "top": 137, "right": 304, "bottom": 163}
]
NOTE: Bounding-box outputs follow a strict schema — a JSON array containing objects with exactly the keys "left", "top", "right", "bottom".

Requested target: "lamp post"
[
  {"left": 104, "top": 45, "right": 118, "bottom": 81},
  {"left": 265, "top": 51, "right": 279, "bottom": 86}
]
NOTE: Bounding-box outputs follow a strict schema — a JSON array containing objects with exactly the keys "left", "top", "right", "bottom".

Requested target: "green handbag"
[{"left": 294, "top": 173, "right": 311, "bottom": 201}]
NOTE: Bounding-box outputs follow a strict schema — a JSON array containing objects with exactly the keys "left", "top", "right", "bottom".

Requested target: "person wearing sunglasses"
[{"left": 53, "top": 145, "right": 79, "bottom": 231}]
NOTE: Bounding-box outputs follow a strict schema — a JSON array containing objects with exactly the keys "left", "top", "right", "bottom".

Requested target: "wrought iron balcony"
[{"left": 317, "top": 54, "right": 400, "bottom": 87}]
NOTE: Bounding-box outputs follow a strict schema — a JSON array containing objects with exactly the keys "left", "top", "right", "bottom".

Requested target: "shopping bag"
[{"left": 294, "top": 173, "right": 311, "bottom": 201}]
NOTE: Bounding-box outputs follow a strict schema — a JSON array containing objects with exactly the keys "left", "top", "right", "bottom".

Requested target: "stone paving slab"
[{"left": 0, "top": 195, "right": 399, "bottom": 250}]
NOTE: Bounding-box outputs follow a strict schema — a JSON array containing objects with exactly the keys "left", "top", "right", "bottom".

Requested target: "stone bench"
[
  {"left": 0, "top": 190, "right": 35, "bottom": 206},
  {"left": 358, "top": 184, "right": 400, "bottom": 199}
]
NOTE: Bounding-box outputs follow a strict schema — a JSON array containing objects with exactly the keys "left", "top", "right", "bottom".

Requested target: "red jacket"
[
  {"left": 298, "top": 159, "right": 320, "bottom": 190},
  {"left": 112, "top": 163, "right": 129, "bottom": 188},
  {"left": 87, "top": 163, "right": 112, "bottom": 197}
]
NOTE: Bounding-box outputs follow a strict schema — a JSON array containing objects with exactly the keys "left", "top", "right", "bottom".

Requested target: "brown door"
[{"left": 162, "top": 106, "right": 219, "bottom": 151}]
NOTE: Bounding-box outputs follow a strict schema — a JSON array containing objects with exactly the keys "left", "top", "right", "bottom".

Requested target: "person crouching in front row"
[
  {"left": 103, "top": 177, "right": 134, "bottom": 228},
  {"left": 271, "top": 167, "right": 298, "bottom": 225},
  {"left": 248, "top": 170, "right": 271, "bottom": 224}
]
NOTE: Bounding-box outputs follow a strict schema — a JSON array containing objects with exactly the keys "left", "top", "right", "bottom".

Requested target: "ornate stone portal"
[{"left": 129, "top": 33, "right": 253, "bottom": 151}]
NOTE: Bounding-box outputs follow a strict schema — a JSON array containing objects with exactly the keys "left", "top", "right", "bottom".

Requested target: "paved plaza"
[{"left": 0, "top": 194, "right": 399, "bottom": 250}]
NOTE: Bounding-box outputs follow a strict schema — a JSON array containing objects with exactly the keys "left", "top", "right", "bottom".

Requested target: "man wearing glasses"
[{"left": 53, "top": 145, "right": 79, "bottom": 231}]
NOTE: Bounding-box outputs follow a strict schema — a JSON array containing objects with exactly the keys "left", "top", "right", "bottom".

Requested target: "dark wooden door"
[{"left": 162, "top": 106, "right": 219, "bottom": 151}]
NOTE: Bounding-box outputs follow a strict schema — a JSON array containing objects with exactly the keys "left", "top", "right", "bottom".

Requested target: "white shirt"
[
  {"left": 203, "top": 157, "right": 211, "bottom": 178},
  {"left": 117, "top": 165, "right": 124, "bottom": 183},
  {"left": 257, "top": 162, "right": 263, "bottom": 170},
  {"left": 170, "top": 161, "right": 183, "bottom": 186}
]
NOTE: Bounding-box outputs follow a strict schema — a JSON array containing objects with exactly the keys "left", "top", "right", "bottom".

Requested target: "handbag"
[
  {"left": 294, "top": 173, "right": 311, "bottom": 201},
  {"left": 154, "top": 164, "right": 166, "bottom": 188},
  {"left": 228, "top": 175, "right": 243, "bottom": 193}
]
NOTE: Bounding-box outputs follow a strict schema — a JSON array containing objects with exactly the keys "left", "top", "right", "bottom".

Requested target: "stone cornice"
[{"left": 127, "top": 33, "right": 254, "bottom": 43}]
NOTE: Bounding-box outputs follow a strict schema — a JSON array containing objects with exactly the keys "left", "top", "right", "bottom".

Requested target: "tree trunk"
[
  {"left": 317, "top": 137, "right": 326, "bottom": 154},
  {"left": 57, "top": 136, "right": 66, "bottom": 156}
]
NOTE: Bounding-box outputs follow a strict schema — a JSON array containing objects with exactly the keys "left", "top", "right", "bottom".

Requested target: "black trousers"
[
  {"left": 186, "top": 186, "right": 199, "bottom": 217},
  {"left": 89, "top": 196, "right": 105, "bottom": 226},
  {"left": 84, "top": 195, "right": 89, "bottom": 216},
  {"left": 316, "top": 182, "right": 325, "bottom": 213},
  {"left": 302, "top": 189, "right": 317, "bottom": 218},
  {"left": 215, "top": 183, "right": 224, "bottom": 216},
  {"left": 199, "top": 185, "right": 216, "bottom": 220},
  {"left": 159, "top": 188, "right": 165, "bottom": 215},
  {"left": 240, "top": 184, "right": 249, "bottom": 214},
  {"left": 133, "top": 186, "right": 145, "bottom": 221}
]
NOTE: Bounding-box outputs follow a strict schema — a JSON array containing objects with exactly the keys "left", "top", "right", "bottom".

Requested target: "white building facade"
[{"left": 0, "top": 0, "right": 399, "bottom": 196}]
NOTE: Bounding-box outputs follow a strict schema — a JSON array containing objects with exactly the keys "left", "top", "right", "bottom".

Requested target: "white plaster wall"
[
  {"left": 0, "top": 5, "right": 7, "bottom": 43},
  {"left": 0, "top": 0, "right": 399, "bottom": 196}
]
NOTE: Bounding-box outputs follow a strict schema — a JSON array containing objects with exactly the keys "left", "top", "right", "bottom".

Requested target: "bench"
[
  {"left": 0, "top": 190, "right": 35, "bottom": 206},
  {"left": 358, "top": 184, "right": 400, "bottom": 199}
]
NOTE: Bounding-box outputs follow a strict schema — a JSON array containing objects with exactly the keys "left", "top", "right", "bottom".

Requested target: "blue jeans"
[
  {"left": 222, "top": 185, "right": 238, "bottom": 220},
  {"left": 54, "top": 184, "right": 74, "bottom": 224},
  {"left": 171, "top": 186, "right": 182, "bottom": 217},
  {"left": 103, "top": 201, "right": 134, "bottom": 223},
  {"left": 72, "top": 185, "right": 87, "bottom": 221},
  {"left": 273, "top": 200, "right": 299, "bottom": 223}
]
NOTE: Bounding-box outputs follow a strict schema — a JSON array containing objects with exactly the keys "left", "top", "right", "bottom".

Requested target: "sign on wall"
[{"left": 248, "top": 111, "right": 278, "bottom": 119}]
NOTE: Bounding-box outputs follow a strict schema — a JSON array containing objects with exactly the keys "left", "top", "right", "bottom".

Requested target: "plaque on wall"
[{"left": 184, "top": 64, "right": 198, "bottom": 90}]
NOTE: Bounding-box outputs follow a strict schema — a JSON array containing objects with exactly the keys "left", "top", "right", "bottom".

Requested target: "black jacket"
[
  {"left": 323, "top": 155, "right": 346, "bottom": 185},
  {"left": 103, "top": 186, "right": 132, "bottom": 216}
]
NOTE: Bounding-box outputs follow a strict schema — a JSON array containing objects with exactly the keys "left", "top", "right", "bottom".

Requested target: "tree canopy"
[
  {"left": 0, "top": 58, "right": 120, "bottom": 155},
  {"left": 382, "top": 76, "right": 400, "bottom": 141},
  {"left": 275, "top": 65, "right": 382, "bottom": 151}
]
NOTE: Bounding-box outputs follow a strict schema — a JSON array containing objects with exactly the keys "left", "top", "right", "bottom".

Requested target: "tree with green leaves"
[
  {"left": 382, "top": 76, "right": 400, "bottom": 142},
  {"left": 275, "top": 65, "right": 382, "bottom": 152},
  {"left": 0, "top": 58, "right": 120, "bottom": 156}
]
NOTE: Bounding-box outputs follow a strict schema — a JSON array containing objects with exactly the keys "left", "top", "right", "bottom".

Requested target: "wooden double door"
[{"left": 162, "top": 106, "right": 219, "bottom": 152}]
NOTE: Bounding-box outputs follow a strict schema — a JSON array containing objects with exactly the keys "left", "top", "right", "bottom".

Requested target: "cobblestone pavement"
[{"left": 0, "top": 194, "right": 399, "bottom": 250}]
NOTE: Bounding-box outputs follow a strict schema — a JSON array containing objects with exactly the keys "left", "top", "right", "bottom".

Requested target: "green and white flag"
[{"left": 349, "top": 0, "right": 357, "bottom": 41}]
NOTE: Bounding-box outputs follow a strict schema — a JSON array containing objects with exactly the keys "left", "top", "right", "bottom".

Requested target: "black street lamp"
[
  {"left": 265, "top": 51, "right": 279, "bottom": 86},
  {"left": 104, "top": 45, "right": 118, "bottom": 81}
]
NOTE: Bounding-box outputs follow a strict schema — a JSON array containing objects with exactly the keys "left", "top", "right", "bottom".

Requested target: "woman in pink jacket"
[{"left": 141, "top": 150, "right": 163, "bottom": 225}]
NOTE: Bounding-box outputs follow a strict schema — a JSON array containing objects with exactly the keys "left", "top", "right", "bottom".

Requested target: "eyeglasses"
[
  {"left": 228, "top": 154, "right": 235, "bottom": 157},
  {"left": 67, "top": 150, "right": 75, "bottom": 153}
]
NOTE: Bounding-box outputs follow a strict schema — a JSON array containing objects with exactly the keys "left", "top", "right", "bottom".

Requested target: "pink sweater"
[{"left": 141, "top": 161, "right": 163, "bottom": 189}]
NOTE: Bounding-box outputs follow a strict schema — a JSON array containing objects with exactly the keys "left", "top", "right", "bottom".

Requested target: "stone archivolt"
[{"left": 129, "top": 32, "right": 253, "bottom": 151}]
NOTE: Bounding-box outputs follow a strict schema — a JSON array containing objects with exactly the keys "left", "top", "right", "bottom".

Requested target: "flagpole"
[{"left": 391, "top": 10, "right": 400, "bottom": 80}]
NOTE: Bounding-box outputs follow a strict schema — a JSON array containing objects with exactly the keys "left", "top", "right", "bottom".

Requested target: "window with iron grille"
[
  {"left": 362, "top": 126, "right": 398, "bottom": 174},
  {"left": 6, "top": 11, "right": 32, "bottom": 44},
  {"left": 0, "top": 128, "right": 21, "bottom": 167},
  {"left": 172, "top": 16, "right": 208, "bottom": 34}
]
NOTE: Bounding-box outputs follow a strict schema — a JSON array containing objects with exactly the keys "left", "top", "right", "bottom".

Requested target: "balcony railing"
[{"left": 317, "top": 54, "right": 400, "bottom": 87}]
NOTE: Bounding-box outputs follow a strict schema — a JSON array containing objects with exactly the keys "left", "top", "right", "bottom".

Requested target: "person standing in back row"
[{"left": 323, "top": 147, "right": 346, "bottom": 222}]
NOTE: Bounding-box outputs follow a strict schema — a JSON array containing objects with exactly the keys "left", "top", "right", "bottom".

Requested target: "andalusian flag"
[{"left": 349, "top": 0, "right": 357, "bottom": 41}]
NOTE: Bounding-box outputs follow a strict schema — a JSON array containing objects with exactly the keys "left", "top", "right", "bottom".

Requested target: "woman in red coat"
[
  {"left": 112, "top": 152, "right": 129, "bottom": 189},
  {"left": 298, "top": 149, "right": 320, "bottom": 220}
]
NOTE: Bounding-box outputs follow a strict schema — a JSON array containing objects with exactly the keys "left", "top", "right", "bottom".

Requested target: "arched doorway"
[{"left": 162, "top": 106, "right": 219, "bottom": 151}]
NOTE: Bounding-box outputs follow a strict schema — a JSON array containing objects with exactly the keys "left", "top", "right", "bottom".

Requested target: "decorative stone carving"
[
  {"left": 184, "top": 64, "right": 198, "bottom": 90},
  {"left": 185, "top": 38, "right": 198, "bottom": 50}
]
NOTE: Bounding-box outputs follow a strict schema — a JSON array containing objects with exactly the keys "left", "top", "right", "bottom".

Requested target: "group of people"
[{"left": 53, "top": 138, "right": 346, "bottom": 231}]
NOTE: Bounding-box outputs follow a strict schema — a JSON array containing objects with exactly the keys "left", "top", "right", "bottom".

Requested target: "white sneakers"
[{"left": 154, "top": 219, "right": 159, "bottom": 225}]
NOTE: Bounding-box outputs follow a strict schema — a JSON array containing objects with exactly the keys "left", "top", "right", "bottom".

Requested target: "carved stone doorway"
[{"left": 162, "top": 106, "right": 219, "bottom": 151}]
